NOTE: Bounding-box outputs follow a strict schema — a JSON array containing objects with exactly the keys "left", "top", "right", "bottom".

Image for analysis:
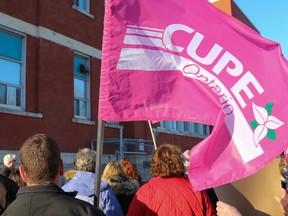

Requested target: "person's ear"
[
  {"left": 19, "top": 165, "right": 28, "bottom": 183},
  {"left": 60, "top": 159, "right": 64, "bottom": 176}
]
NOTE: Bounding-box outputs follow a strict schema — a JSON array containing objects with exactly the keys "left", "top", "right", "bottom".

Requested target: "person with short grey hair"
[
  {"left": 74, "top": 148, "right": 96, "bottom": 172},
  {"left": 62, "top": 148, "right": 123, "bottom": 216}
]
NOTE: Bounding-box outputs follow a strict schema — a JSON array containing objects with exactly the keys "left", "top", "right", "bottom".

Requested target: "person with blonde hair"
[
  {"left": 127, "top": 144, "right": 216, "bottom": 216},
  {"left": 102, "top": 161, "right": 138, "bottom": 215}
]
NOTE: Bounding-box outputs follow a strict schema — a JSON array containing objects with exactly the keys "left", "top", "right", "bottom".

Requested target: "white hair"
[
  {"left": 74, "top": 148, "right": 96, "bottom": 172},
  {"left": 3, "top": 154, "right": 16, "bottom": 166}
]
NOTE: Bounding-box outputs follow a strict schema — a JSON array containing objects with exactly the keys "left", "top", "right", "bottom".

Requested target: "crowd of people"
[{"left": 0, "top": 133, "right": 288, "bottom": 215}]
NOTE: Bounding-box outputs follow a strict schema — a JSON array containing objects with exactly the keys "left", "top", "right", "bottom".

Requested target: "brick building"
[{"left": 0, "top": 0, "right": 258, "bottom": 180}]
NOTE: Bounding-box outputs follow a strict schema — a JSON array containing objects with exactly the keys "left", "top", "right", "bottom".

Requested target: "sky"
[{"left": 233, "top": 0, "right": 288, "bottom": 59}]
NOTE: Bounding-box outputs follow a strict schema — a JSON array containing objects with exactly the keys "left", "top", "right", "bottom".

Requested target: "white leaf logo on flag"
[{"left": 252, "top": 103, "right": 284, "bottom": 146}]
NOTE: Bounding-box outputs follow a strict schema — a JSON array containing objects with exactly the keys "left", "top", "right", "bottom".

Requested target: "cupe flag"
[{"left": 98, "top": 0, "right": 288, "bottom": 191}]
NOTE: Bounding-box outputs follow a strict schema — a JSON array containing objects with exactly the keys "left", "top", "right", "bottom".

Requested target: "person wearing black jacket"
[
  {"left": 2, "top": 134, "right": 104, "bottom": 216},
  {"left": 0, "top": 175, "right": 19, "bottom": 214}
]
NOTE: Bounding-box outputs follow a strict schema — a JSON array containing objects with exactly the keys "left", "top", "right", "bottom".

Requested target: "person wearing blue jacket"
[{"left": 62, "top": 148, "right": 123, "bottom": 216}]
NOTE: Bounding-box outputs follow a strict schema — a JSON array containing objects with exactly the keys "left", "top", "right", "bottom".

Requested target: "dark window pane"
[
  {"left": 16, "top": 87, "right": 21, "bottom": 107},
  {"left": 74, "top": 99, "right": 79, "bottom": 116},
  {"left": 74, "top": 0, "right": 79, "bottom": 6},
  {"left": 0, "top": 84, "right": 6, "bottom": 104}
]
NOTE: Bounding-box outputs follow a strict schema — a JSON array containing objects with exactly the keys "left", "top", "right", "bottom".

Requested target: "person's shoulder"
[
  {"left": 76, "top": 194, "right": 94, "bottom": 205},
  {"left": 100, "top": 180, "right": 110, "bottom": 191},
  {"left": 169, "top": 176, "right": 193, "bottom": 188},
  {"left": 61, "top": 174, "right": 83, "bottom": 191},
  {"left": 0, "top": 167, "right": 8, "bottom": 176},
  {"left": 72, "top": 198, "right": 105, "bottom": 216},
  {"left": 146, "top": 176, "right": 190, "bottom": 189},
  {"left": 110, "top": 177, "right": 137, "bottom": 195},
  {"left": 57, "top": 194, "right": 104, "bottom": 216},
  {"left": 128, "top": 179, "right": 141, "bottom": 189},
  {"left": 3, "top": 196, "right": 104, "bottom": 216},
  {"left": 0, "top": 174, "right": 19, "bottom": 189},
  {"left": 134, "top": 178, "right": 155, "bottom": 192},
  {"left": 0, "top": 167, "right": 5, "bottom": 174}
]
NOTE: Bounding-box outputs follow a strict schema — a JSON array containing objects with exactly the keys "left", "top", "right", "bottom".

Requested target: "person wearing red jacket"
[{"left": 127, "top": 144, "right": 216, "bottom": 216}]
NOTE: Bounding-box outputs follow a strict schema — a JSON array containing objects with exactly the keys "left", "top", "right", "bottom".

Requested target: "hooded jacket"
[
  {"left": 62, "top": 171, "right": 123, "bottom": 216},
  {"left": 127, "top": 176, "right": 216, "bottom": 216},
  {"left": 107, "top": 175, "right": 138, "bottom": 215}
]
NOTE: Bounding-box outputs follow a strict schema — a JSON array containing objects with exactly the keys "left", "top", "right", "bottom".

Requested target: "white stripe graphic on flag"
[{"left": 117, "top": 47, "right": 264, "bottom": 163}]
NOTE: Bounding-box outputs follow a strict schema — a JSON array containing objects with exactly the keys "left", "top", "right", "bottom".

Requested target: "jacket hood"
[
  {"left": 109, "top": 176, "right": 138, "bottom": 196},
  {"left": 62, "top": 171, "right": 108, "bottom": 196}
]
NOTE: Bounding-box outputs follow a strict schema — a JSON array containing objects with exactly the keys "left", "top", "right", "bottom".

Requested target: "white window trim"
[
  {"left": 72, "top": 118, "right": 95, "bottom": 125},
  {"left": 0, "top": 108, "right": 43, "bottom": 118}
]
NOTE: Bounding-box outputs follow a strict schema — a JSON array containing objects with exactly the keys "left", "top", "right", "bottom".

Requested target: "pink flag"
[{"left": 98, "top": 0, "right": 288, "bottom": 190}]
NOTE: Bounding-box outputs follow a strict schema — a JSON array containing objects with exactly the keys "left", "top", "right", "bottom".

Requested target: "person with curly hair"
[
  {"left": 126, "top": 144, "right": 216, "bottom": 216},
  {"left": 120, "top": 158, "right": 142, "bottom": 189}
]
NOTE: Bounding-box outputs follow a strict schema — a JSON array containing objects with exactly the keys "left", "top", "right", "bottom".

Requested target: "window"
[
  {"left": 74, "top": 0, "right": 90, "bottom": 13},
  {"left": 0, "top": 28, "right": 25, "bottom": 109},
  {"left": 74, "top": 53, "right": 90, "bottom": 119},
  {"left": 158, "top": 121, "right": 210, "bottom": 137}
]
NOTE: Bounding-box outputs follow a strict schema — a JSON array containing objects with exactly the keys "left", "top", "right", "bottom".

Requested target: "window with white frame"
[
  {"left": 73, "top": 0, "right": 90, "bottom": 13},
  {"left": 74, "top": 53, "right": 90, "bottom": 119},
  {"left": 158, "top": 121, "right": 210, "bottom": 137},
  {"left": 0, "top": 28, "right": 25, "bottom": 109}
]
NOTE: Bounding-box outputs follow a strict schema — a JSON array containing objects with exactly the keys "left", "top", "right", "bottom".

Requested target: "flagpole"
[
  {"left": 148, "top": 120, "right": 157, "bottom": 150},
  {"left": 94, "top": 119, "right": 105, "bottom": 208}
]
